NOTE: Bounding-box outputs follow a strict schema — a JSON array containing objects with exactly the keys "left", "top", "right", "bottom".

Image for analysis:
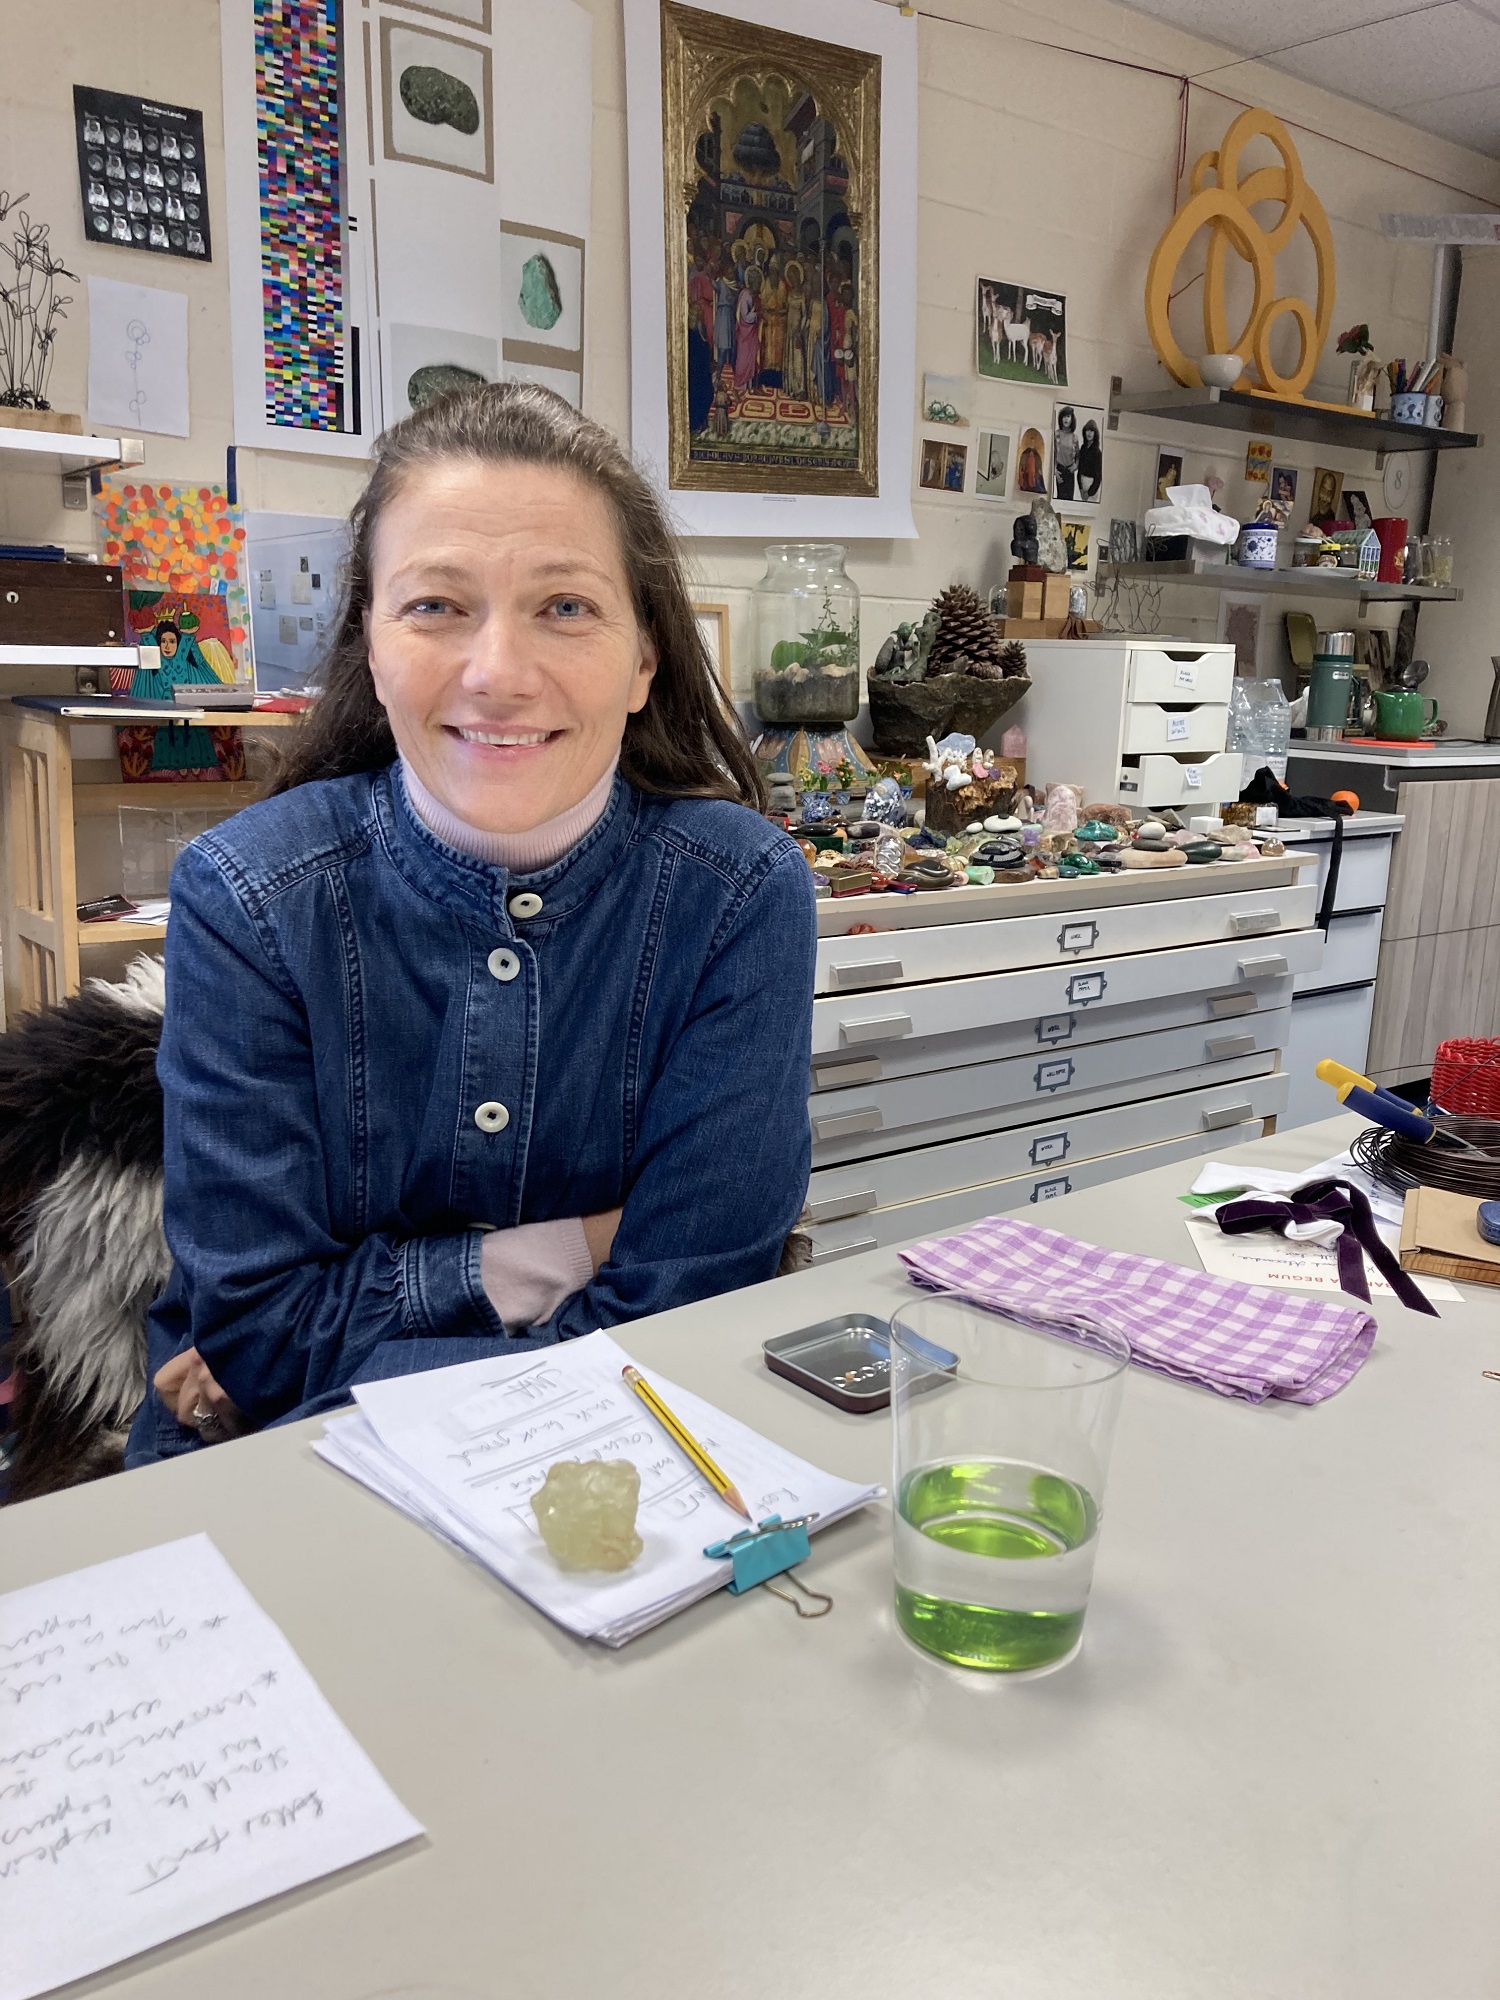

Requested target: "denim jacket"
[{"left": 125, "top": 766, "right": 815, "bottom": 1463}]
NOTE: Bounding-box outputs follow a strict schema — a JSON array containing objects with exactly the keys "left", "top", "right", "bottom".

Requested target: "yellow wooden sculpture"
[{"left": 1146, "top": 107, "right": 1338, "bottom": 405}]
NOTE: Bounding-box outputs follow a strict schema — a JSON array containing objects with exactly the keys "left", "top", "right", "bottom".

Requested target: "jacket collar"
[{"left": 375, "top": 762, "right": 643, "bottom": 931}]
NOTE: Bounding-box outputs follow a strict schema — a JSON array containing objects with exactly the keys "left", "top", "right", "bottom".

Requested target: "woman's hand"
[{"left": 154, "top": 1347, "right": 245, "bottom": 1442}]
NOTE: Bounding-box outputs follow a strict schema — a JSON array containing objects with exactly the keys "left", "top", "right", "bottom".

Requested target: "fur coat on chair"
[{"left": 0, "top": 957, "right": 169, "bottom": 1502}]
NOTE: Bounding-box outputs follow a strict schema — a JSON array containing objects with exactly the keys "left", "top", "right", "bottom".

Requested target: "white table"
[{"left": 4, "top": 1115, "right": 1496, "bottom": 2000}]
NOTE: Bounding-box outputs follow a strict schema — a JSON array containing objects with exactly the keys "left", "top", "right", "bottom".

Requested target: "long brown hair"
[{"left": 268, "top": 383, "right": 761, "bottom": 808}]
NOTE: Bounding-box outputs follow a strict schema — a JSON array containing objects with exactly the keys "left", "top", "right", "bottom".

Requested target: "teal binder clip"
[{"left": 704, "top": 1515, "right": 832, "bottom": 1616}]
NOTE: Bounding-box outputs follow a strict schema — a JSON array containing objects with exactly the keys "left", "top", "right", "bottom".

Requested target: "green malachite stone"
[
  {"left": 407, "top": 363, "right": 485, "bottom": 410},
  {"left": 518, "top": 252, "right": 563, "bottom": 331},
  {"left": 399, "top": 64, "right": 481, "bottom": 135}
]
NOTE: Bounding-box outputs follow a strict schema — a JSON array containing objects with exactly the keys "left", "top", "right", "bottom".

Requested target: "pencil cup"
[
  {"left": 1391, "top": 392, "right": 1426, "bottom": 424},
  {"left": 889, "top": 1297, "right": 1129, "bottom": 1675}
]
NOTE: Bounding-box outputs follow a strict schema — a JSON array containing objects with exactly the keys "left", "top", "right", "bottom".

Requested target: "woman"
[
  {"left": 1053, "top": 405, "right": 1079, "bottom": 501},
  {"left": 1077, "top": 419, "right": 1103, "bottom": 502},
  {"left": 129, "top": 384, "right": 816, "bottom": 1462}
]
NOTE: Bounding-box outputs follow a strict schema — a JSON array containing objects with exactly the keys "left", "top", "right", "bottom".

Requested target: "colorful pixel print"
[
  {"left": 98, "top": 476, "right": 250, "bottom": 666},
  {"left": 256, "top": 0, "right": 346, "bottom": 430}
]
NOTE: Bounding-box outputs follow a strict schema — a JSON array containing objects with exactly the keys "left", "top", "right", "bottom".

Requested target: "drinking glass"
[
  {"left": 1432, "top": 535, "right": 1454, "bottom": 587},
  {"left": 890, "top": 1296, "right": 1130, "bottom": 1676}
]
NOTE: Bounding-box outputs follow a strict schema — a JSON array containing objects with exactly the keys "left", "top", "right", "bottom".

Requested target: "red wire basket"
[{"left": 1429, "top": 1038, "right": 1500, "bottom": 1120}]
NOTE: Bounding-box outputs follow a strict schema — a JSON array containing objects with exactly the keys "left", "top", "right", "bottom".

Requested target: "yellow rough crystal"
[{"left": 530, "top": 1459, "right": 644, "bottom": 1571}]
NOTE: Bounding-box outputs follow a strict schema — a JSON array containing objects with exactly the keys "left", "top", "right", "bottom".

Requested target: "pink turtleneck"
[{"left": 399, "top": 756, "right": 619, "bottom": 1329}]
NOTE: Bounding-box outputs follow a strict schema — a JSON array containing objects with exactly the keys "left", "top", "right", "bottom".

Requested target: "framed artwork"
[
  {"left": 975, "top": 428, "right": 1012, "bottom": 499},
  {"left": 976, "top": 278, "right": 1067, "bottom": 386},
  {"left": 1270, "top": 465, "right": 1298, "bottom": 513},
  {"left": 1053, "top": 401, "right": 1103, "bottom": 507},
  {"left": 1108, "top": 517, "right": 1138, "bottom": 563},
  {"left": 1310, "top": 466, "right": 1344, "bottom": 522},
  {"left": 1016, "top": 425, "right": 1048, "bottom": 496},
  {"left": 1062, "top": 518, "right": 1091, "bottom": 571},
  {"left": 1244, "top": 440, "right": 1272, "bottom": 485},
  {"left": 692, "top": 602, "right": 732, "bottom": 689},
  {"left": 74, "top": 84, "right": 211, "bottom": 262},
  {"left": 657, "top": 2, "right": 879, "bottom": 499},
  {"left": 380, "top": 18, "right": 494, "bottom": 183},
  {"left": 1343, "top": 487, "right": 1374, "bottom": 532},
  {"left": 1154, "top": 447, "right": 1183, "bottom": 503}
]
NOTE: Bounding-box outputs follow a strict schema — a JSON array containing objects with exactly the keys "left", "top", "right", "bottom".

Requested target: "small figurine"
[{"left": 1010, "top": 512, "right": 1040, "bottom": 569}]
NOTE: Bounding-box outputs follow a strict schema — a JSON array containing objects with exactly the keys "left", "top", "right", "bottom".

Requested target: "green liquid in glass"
[{"left": 894, "top": 1459, "right": 1098, "bottom": 1672}]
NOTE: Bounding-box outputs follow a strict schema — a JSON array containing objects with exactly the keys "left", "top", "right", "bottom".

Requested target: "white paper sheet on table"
[
  {"left": 315, "top": 1331, "right": 880, "bottom": 1647},
  {"left": 0, "top": 1535, "right": 421, "bottom": 2000}
]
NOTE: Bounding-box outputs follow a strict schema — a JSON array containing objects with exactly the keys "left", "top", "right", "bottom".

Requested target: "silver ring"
[{"left": 190, "top": 1400, "right": 223, "bottom": 1437}]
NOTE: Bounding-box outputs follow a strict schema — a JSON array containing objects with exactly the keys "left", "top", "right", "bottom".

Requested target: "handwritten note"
[
  {"left": 317, "top": 1332, "right": 879, "bottom": 1646},
  {"left": 0, "top": 1535, "right": 421, "bottom": 2000}
]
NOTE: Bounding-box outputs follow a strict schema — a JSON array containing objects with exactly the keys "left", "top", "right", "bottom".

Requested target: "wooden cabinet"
[{"left": 0, "top": 702, "right": 302, "bottom": 1021}]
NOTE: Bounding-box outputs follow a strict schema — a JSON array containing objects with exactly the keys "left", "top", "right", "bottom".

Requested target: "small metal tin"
[{"left": 763, "top": 1314, "right": 957, "bottom": 1414}]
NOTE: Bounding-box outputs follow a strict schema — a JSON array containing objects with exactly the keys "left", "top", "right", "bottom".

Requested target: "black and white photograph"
[
  {"left": 975, "top": 427, "right": 1012, "bottom": 499},
  {"left": 1343, "top": 487, "right": 1374, "bottom": 532},
  {"left": 1052, "top": 401, "right": 1103, "bottom": 505}
]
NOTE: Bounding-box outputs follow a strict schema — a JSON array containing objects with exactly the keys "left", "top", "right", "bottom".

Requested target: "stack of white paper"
[{"left": 315, "top": 1331, "right": 879, "bottom": 1646}]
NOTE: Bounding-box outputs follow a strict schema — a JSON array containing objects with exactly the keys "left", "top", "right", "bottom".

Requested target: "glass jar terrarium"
[{"left": 751, "top": 544, "right": 860, "bottom": 728}]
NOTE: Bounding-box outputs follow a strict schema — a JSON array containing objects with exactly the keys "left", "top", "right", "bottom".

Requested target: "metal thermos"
[
  {"left": 1307, "top": 630, "right": 1357, "bottom": 740},
  {"left": 1486, "top": 656, "right": 1500, "bottom": 743}
]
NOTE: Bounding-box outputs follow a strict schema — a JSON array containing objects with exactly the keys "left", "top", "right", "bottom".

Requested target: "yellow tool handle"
[{"left": 1316, "top": 1058, "right": 1374, "bottom": 1095}]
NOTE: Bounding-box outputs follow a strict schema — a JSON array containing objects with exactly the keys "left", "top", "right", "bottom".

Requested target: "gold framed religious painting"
[{"left": 660, "top": 2, "right": 880, "bottom": 497}]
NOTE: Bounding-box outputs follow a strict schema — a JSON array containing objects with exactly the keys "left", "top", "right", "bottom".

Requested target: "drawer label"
[
  {"left": 1066, "top": 970, "right": 1108, "bottom": 1006},
  {"left": 1057, "top": 920, "right": 1099, "bottom": 956},
  {"left": 1174, "top": 662, "right": 1198, "bottom": 689},
  {"left": 1034, "top": 1057, "right": 1076, "bottom": 1094},
  {"left": 1029, "top": 1131, "right": 1070, "bottom": 1165},
  {"left": 1029, "top": 1175, "right": 1072, "bottom": 1202},
  {"left": 1167, "top": 714, "right": 1190, "bottom": 741},
  {"left": 1185, "top": 766, "right": 1202, "bottom": 788},
  {"left": 1035, "top": 1012, "right": 1076, "bottom": 1044}
]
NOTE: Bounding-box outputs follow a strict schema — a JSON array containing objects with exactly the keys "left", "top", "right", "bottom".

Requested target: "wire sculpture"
[
  {"left": 1090, "top": 567, "right": 1164, "bottom": 636},
  {"left": 0, "top": 190, "right": 79, "bottom": 414}
]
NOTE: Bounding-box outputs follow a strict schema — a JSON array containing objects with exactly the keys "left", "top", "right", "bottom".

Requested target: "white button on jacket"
[
  {"left": 474, "top": 1101, "right": 510, "bottom": 1133},
  {"left": 508, "top": 891, "right": 543, "bottom": 919},
  {"left": 487, "top": 947, "right": 520, "bottom": 982}
]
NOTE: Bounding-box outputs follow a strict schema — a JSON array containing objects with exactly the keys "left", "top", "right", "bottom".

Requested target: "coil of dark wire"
[{"left": 1350, "top": 1115, "right": 1500, "bottom": 1198}]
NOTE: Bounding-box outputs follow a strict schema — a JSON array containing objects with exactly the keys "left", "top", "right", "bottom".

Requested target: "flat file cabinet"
[{"left": 803, "top": 852, "right": 1320, "bottom": 1261}]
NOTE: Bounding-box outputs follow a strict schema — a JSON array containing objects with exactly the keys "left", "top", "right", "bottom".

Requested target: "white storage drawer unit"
[
  {"left": 1014, "top": 638, "right": 1240, "bottom": 808},
  {"left": 802, "top": 854, "right": 1318, "bottom": 1244}
]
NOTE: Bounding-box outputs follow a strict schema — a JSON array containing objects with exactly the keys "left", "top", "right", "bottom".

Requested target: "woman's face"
[{"left": 366, "top": 460, "right": 656, "bottom": 834}]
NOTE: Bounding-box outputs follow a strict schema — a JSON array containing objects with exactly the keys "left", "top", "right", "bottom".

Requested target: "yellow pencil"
[{"left": 622, "top": 1364, "right": 751, "bottom": 1521}]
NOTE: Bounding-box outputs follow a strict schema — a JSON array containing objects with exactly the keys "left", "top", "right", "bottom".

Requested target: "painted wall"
[
  {"left": 2, "top": 0, "right": 1497, "bottom": 698},
  {"left": 1426, "top": 247, "right": 1500, "bottom": 742}
]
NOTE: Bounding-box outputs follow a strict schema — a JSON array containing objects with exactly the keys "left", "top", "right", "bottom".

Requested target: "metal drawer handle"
[
  {"left": 1202, "top": 1100, "right": 1254, "bottom": 1130},
  {"left": 839, "top": 1012, "right": 913, "bottom": 1046},
  {"left": 812, "top": 1107, "right": 883, "bottom": 1142},
  {"left": 809, "top": 1234, "right": 878, "bottom": 1265},
  {"left": 1206, "top": 1033, "right": 1256, "bottom": 1059},
  {"left": 811, "top": 1057, "right": 882, "bottom": 1091},
  {"left": 804, "top": 1187, "right": 877, "bottom": 1223},
  {"left": 1237, "top": 954, "right": 1289, "bottom": 979},
  {"left": 831, "top": 958, "right": 904, "bottom": 990},
  {"left": 1230, "top": 910, "right": 1280, "bottom": 936}
]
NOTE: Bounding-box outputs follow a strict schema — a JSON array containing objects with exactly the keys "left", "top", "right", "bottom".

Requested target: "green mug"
[{"left": 1374, "top": 689, "right": 1438, "bottom": 740}]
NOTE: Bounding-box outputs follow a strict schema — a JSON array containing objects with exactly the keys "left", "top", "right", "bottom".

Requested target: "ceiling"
[{"left": 1114, "top": 0, "right": 1500, "bottom": 161}]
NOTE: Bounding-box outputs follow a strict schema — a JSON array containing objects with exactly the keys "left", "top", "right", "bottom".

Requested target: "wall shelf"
[
  {"left": 0, "top": 426, "right": 145, "bottom": 473},
  {"left": 1111, "top": 387, "right": 1481, "bottom": 456},
  {"left": 1096, "top": 562, "right": 1461, "bottom": 606}
]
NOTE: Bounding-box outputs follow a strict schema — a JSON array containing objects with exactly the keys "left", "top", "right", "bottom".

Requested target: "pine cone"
[
  {"left": 999, "top": 639, "right": 1028, "bottom": 676},
  {"left": 927, "top": 584, "right": 1005, "bottom": 678}
]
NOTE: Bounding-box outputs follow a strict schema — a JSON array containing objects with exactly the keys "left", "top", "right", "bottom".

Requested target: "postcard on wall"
[
  {"left": 86, "top": 275, "right": 190, "bottom": 436},
  {"left": 975, "top": 427, "right": 1012, "bottom": 499},
  {"left": 922, "top": 372, "right": 970, "bottom": 426},
  {"left": 1310, "top": 466, "right": 1344, "bottom": 522},
  {"left": 919, "top": 437, "right": 967, "bottom": 492},
  {"left": 1052, "top": 400, "right": 1103, "bottom": 507},
  {"left": 1270, "top": 465, "right": 1298, "bottom": 514},
  {"left": 1062, "top": 518, "right": 1091, "bottom": 571},
  {"left": 1153, "top": 447, "right": 1183, "bottom": 503},
  {"left": 74, "top": 83, "right": 211, "bottom": 261},
  {"left": 976, "top": 278, "right": 1067, "bottom": 387},
  {"left": 1244, "top": 439, "right": 1272, "bottom": 484}
]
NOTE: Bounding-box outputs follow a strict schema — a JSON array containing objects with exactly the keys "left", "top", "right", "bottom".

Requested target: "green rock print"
[
  {"left": 408, "top": 363, "right": 486, "bottom": 410},
  {"left": 399, "top": 65, "right": 480, "bottom": 136},
  {"left": 518, "top": 253, "right": 563, "bottom": 331}
]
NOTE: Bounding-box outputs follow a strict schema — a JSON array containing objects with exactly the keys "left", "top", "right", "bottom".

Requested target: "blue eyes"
[
  {"left": 399, "top": 595, "right": 594, "bottom": 622},
  {"left": 551, "top": 598, "right": 587, "bottom": 619}
]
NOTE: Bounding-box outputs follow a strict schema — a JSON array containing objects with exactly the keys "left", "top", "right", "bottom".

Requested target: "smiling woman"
[{"left": 128, "top": 384, "right": 816, "bottom": 1465}]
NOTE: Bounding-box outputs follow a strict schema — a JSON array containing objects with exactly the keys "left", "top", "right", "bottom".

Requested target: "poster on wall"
[
  {"left": 73, "top": 85, "right": 211, "bottom": 261},
  {"left": 977, "top": 278, "right": 1067, "bottom": 387},
  {"left": 625, "top": 0, "right": 917, "bottom": 538},
  {"left": 220, "top": 0, "right": 591, "bottom": 457},
  {"left": 1052, "top": 400, "right": 1103, "bottom": 507}
]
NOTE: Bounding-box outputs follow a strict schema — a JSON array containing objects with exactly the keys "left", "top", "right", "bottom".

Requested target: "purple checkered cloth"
[{"left": 899, "top": 1217, "right": 1376, "bottom": 1404}]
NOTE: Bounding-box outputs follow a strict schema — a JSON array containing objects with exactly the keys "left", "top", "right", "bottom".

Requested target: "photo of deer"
[{"left": 977, "top": 277, "right": 1068, "bottom": 387}]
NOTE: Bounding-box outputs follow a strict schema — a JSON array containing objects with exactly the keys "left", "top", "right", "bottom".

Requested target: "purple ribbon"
[{"left": 1215, "top": 1177, "right": 1437, "bottom": 1318}]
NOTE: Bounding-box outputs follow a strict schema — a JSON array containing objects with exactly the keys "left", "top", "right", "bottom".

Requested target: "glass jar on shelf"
[
  {"left": 1432, "top": 534, "right": 1454, "bottom": 587},
  {"left": 750, "top": 543, "right": 861, "bottom": 728}
]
